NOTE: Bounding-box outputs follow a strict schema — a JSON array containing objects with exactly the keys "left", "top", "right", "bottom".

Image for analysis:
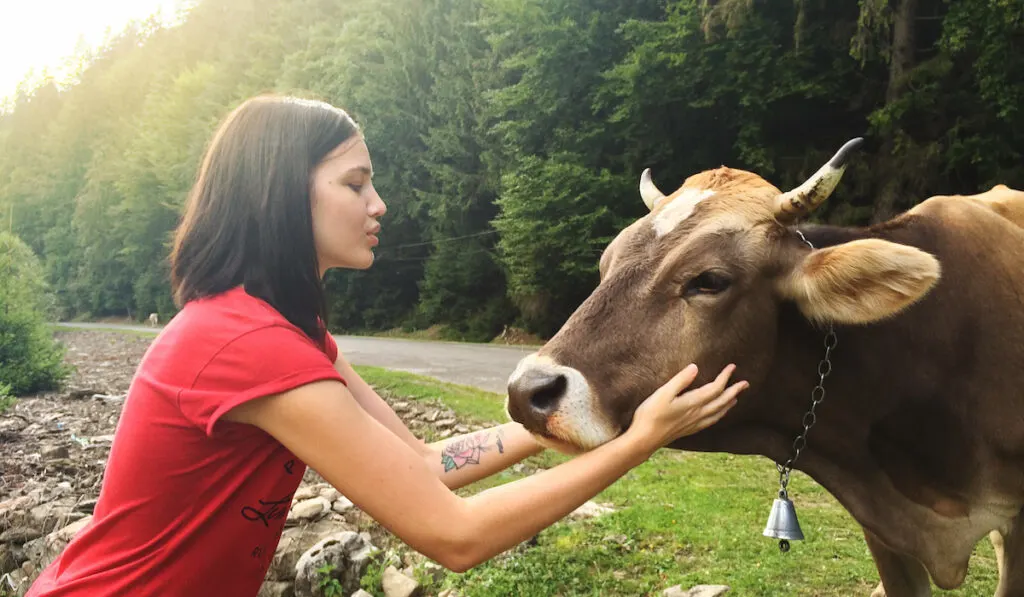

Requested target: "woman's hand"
[{"left": 625, "top": 364, "right": 747, "bottom": 456}]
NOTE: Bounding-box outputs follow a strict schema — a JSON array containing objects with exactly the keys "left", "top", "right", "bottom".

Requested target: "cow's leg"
[
  {"left": 864, "top": 528, "right": 932, "bottom": 597},
  {"left": 991, "top": 529, "right": 1006, "bottom": 580},
  {"left": 994, "top": 515, "right": 1024, "bottom": 597}
]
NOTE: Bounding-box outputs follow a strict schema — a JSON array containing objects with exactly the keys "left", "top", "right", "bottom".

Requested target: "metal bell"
[{"left": 763, "top": 490, "right": 804, "bottom": 552}]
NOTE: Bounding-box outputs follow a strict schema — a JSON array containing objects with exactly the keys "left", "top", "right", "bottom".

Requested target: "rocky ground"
[{"left": 0, "top": 330, "right": 497, "bottom": 597}]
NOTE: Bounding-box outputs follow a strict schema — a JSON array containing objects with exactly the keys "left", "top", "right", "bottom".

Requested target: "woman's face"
[{"left": 310, "top": 135, "right": 386, "bottom": 275}]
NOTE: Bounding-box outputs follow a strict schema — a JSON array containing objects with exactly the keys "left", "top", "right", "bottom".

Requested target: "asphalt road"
[{"left": 55, "top": 322, "right": 537, "bottom": 395}]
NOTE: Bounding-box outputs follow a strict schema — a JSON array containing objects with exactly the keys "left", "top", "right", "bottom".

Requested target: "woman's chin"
[{"left": 331, "top": 252, "right": 376, "bottom": 271}]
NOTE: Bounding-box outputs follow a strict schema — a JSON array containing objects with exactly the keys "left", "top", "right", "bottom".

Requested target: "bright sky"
[{"left": 0, "top": 0, "right": 193, "bottom": 102}]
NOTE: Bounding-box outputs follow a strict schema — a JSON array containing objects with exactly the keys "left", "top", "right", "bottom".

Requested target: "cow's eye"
[{"left": 684, "top": 271, "right": 732, "bottom": 296}]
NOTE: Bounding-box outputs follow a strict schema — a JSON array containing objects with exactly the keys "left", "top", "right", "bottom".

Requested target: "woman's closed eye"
[{"left": 347, "top": 183, "right": 364, "bottom": 193}]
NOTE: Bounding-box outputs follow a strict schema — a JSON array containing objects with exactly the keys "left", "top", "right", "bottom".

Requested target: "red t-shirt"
[{"left": 27, "top": 286, "right": 347, "bottom": 597}]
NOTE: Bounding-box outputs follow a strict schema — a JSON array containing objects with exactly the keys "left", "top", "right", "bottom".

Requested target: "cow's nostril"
[
  {"left": 508, "top": 369, "right": 569, "bottom": 418},
  {"left": 528, "top": 374, "right": 567, "bottom": 413}
]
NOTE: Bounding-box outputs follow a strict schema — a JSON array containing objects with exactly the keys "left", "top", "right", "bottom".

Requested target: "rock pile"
[{"left": 0, "top": 332, "right": 472, "bottom": 597}]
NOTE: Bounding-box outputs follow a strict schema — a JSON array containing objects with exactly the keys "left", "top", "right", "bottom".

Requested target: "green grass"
[
  {"left": 354, "top": 366, "right": 1000, "bottom": 597},
  {"left": 353, "top": 365, "right": 512, "bottom": 424}
]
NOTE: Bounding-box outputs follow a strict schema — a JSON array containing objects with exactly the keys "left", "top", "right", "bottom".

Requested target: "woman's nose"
[{"left": 368, "top": 186, "right": 386, "bottom": 217}]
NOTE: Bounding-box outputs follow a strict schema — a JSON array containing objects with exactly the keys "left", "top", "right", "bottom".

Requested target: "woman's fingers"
[
  {"left": 675, "top": 363, "right": 736, "bottom": 402},
  {"left": 700, "top": 380, "right": 748, "bottom": 417},
  {"left": 686, "top": 382, "right": 747, "bottom": 433},
  {"left": 658, "top": 363, "right": 699, "bottom": 400}
]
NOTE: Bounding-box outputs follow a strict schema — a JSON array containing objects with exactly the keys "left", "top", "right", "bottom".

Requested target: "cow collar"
[{"left": 763, "top": 229, "right": 838, "bottom": 553}]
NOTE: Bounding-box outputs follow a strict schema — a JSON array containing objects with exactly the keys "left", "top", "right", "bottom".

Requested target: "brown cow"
[{"left": 505, "top": 139, "right": 1024, "bottom": 597}]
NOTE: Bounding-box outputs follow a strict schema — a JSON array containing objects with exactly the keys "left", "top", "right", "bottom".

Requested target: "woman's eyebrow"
[{"left": 339, "top": 165, "right": 373, "bottom": 177}]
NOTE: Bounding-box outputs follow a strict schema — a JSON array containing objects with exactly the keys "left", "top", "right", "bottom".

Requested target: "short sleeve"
[
  {"left": 323, "top": 331, "right": 339, "bottom": 363},
  {"left": 179, "top": 325, "right": 346, "bottom": 436}
]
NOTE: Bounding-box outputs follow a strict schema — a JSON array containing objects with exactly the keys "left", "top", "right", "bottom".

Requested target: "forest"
[{"left": 1, "top": 0, "right": 1021, "bottom": 340}]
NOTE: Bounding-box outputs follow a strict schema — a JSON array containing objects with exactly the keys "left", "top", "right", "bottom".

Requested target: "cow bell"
[{"left": 763, "top": 490, "right": 804, "bottom": 552}]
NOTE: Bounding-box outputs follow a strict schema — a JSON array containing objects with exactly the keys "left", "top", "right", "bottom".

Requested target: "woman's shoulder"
[
  {"left": 169, "top": 287, "right": 287, "bottom": 337},
  {"left": 142, "top": 286, "right": 326, "bottom": 380}
]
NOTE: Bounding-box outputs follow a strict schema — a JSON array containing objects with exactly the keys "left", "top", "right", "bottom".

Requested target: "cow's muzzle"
[{"left": 505, "top": 353, "right": 619, "bottom": 450}]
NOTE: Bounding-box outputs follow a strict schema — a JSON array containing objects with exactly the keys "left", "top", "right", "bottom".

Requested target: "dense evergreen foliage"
[
  {"left": 0, "top": 232, "right": 69, "bottom": 397},
  {"left": 2, "top": 0, "right": 1021, "bottom": 339}
]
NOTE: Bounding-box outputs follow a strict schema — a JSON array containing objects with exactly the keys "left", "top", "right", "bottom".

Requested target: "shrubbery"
[{"left": 0, "top": 232, "right": 70, "bottom": 404}]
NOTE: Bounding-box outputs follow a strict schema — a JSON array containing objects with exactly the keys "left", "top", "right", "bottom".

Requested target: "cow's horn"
[
  {"left": 640, "top": 168, "right": 666, "bottom": 211},
  {"left": 774, "top": 137, "right": 865, "bottom": 222}
]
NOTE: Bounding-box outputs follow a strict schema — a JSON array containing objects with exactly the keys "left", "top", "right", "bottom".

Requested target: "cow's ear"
[{"left": 778, "top": 238, "right": 941, "bottom": 324}]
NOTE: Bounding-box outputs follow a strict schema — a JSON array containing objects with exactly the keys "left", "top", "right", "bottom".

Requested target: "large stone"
[
  {"left": 293, "top": 486, "right": 319, "bottom": 502},
  {"left": 258, "top": 581, "right": 295, "bottom": 597},
  {"left": 381, "top": 565, "right": 421, "bottom": 597},
  {"left": 663, "top": 585, "right": 730, "bottom": 597},
  {"left": 29, "top": 499, "right": 84, "bottom": 535},
  {"left": 268, "top": 519, "right": 353, "bottom": 581},
  {"left": 293, "top": 532, "right": 378, "bottom": 597},
  {"left": 569, "top": 501, "right": 616, "bottom": 520},
  {"left": 4, "top": 568, "right": 28, "bottom": 597},
  {"left": 351, "top": 591, "right": 375, "bottom": 597},
  {"left": 53, "top": 515, "right": 92, "bottom": 542},
  {"left": 0, "top": 416, "right": 28, "bottom": 434},
  {"left": 22, "top": 515, "right": 93, "bottom": 573},
  {"left": 318, "top": 487, "right": 341, "bottom": 504},
  {"left": 288, "top": 497, "right": 331, "bottom": 525},
  {"left": 416, "top": 561, "right": 445, "bottom": 586},
  {"left": 0, "top": 496, "right": 35, "bottom": 532},
  {"left": 75, "top": 499, "right": 97, "bottom": 514},
  {"left": 0, "top": 527, "right": 42, "bottom": 544},
  {"left": 0, "top": 496, "right": 34, "bottom": 513},
  {"left": 331, "top": 497, "right": 353, "bottom": 514},
  {"left": 41, "top": 445, "right": 70, "bottom": 460},
  {"left": 0, "top": 542, "right": 17, "bottom": 574},
  {"left": 68, "top": 388, "right": 103, "bottom": 400}
]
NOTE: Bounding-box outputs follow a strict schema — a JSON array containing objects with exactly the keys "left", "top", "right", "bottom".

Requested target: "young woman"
[{"left": 26, "top": 95, "right": 747, "bottom": 597}]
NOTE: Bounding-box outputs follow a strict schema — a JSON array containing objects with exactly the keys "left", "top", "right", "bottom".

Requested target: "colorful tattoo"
[{"left": 441, "top": 431, "right": 499, "bottom": 472}]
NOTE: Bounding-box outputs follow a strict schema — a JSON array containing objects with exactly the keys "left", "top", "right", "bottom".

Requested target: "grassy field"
[{"left": 354, "top": 366, "right": 1000, "bottom": 597}]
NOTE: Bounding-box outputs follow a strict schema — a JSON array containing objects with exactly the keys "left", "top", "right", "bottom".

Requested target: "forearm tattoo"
[{"left": 440, "top": 429, "right": 505, "bottom": 472}]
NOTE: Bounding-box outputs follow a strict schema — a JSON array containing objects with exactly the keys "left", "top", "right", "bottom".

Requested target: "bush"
[
  {"left": 0, "top": 232, "right": 70, "bottom": 396},
  {"left": 0, "top": 381, "right": 13, "bottom": 414}
]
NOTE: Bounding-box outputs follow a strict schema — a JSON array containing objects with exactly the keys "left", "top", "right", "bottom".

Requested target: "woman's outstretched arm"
[
  {"left": 224, "top": 364, "right": 744, "bottom": 572},
  {"left": 333, "top": 351, "right": 545, "bottom": 488}
]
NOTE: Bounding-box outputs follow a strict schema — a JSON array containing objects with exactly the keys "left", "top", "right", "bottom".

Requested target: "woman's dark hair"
[{"left": 170, "top": 95, "right": 360, "bottom": 342}]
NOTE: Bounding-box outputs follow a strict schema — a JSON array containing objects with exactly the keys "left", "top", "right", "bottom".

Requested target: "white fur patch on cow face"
[{"left": 652, "top": 188, "right": 716, "bottom": 237}]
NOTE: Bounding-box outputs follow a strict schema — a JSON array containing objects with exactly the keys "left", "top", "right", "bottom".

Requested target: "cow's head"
[{"left": 506, "top": 139, "right": 942, "bottom": 451}]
